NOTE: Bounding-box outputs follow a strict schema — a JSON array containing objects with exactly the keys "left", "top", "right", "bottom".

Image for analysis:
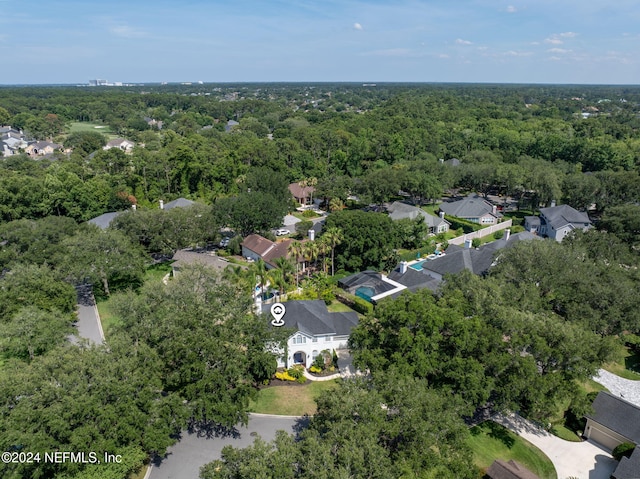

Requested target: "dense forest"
[{"left": 1, "top": 83, "right": 639, "bottom": 478}]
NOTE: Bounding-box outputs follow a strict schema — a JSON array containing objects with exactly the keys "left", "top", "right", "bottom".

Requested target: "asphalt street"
[{"left": 148, "top": 414, "right": 304, "bottom": 479}]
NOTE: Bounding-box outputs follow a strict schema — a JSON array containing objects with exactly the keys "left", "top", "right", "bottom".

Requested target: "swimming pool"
[{"left": 410, "top": 260, "right": 427, "bottom": 271}]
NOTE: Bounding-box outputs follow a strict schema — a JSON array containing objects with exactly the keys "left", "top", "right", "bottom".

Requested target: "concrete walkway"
[
  {"left": 593, "top": 369, "right": 640, "bottom": 407},
  {"left": 494, "top": 413, "right": 616, "bottom": 479}
]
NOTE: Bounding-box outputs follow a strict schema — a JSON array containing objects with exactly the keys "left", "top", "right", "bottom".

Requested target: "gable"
[{"left": 586, "top": 392, "right": 640, "bottom": 444}]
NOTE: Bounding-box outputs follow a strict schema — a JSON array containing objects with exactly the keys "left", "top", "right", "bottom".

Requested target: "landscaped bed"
[{"left": 467, "top": 421, "right": 557, "bottom": 479}]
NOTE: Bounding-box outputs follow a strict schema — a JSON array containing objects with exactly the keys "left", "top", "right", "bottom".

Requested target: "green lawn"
[
  {"left": 68, "top": 121, "right": 116, "bottom": 137},
  {"left": 250, "top": 380, "right": 340, "bottom": 416},
  {"left": 145, "top": 261, "right": 173, "bottom": 283},
  {"left": 603, "top": 342, "right": 640, "bottom": 380},
  {"left": 467, "top": 421, "right": 557, "bottom": 479},
  {"left": 326, "top": 301, "right": 357, "bottom": 313},
  {"left": 95, "top": 296, "right": 121, "bottom": 336}
]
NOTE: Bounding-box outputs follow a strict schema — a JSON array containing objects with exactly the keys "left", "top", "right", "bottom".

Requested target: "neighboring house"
[
  {"left": 25, "top": 140, "right": 62, "bottom": 157},
  {"left": 387, "top": 201, "right": 450, "bottom": 234},
  {"left": 486, "top": 459, "right": 540, "bottom": 479},
  {"left": 87, "top": 211, "right": 124, "bottom": 230},
  {"left": 387, "top": 262, "right": 440, "bottom": 294},
  {"left": 417, "top": 230, "right": 540, "bottom": 282},
  {"left": 338, "top": 270, "right": 407, "bottom": 303},
  {"left": 144, "top": 117, "right": 163, "bottom": 129},
  {"left": 103, "top": 138, "right": 135, "bottom": 152},
  {"left": 241, "top": 234, "right": 299, "bottom": 269},
  {"left": 225, "top": 119, "right": 239, "bottom": 132},
  {"left": 439, "top": 157, "right": 461, "bottom": 167},
  {"left": 289, "top": 182, "right": 316, "bottom": 207},
  {"left": 171, "top": 249, "right": 234, "bottom": 276},
  {"left": 264, "top": 300, "right": 358, "bottom": 368},
  {"left": 584, "top": 392, "right": 640, "bottom": 451},
  {"left": 524, "top": 204, "right": 591, "bottom": 242},
  {"left": 161, "top": 197, "right": 195, "bottom": 210},
  {"left": 612, "top": 446, "right": 640, "bottom": 479},
  {"left": 439, "top": 194, "right": 502, "bottom": 225}
]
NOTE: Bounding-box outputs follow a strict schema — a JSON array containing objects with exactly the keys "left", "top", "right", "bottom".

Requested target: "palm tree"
[
  {"left": 329, "top": 197, "right": 345, "bottom": 212},
  {"left": 287, "top": 240, "right": 304, "bottom": 289},
  {"left": 303, "top": 241, "right": 319, "bottom": 277},
  {"left": 250, "top": 259, "right": 268, "bottom": 299},
  {"left": 323, "top": 227, "right": 344, "bottom": 276},
  {"left": 318, "top": 237, "right": 331, "bottom": 274},
  {"left": 307, "top": 176, "right": 318, "bottom": 206},
  {"left": 274, "top": 256, "right": 295, "bottom": 289},
  {"left": 268, "top": 268, "right": 286, "bottom": 297}
]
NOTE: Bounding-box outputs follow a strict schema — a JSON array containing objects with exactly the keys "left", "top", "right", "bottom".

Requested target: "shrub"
[
  {"left": 493, "top": 230, "right": 504, "bottom": 240},
  {"left": 302, "top": 209, "right": 316, "bottom": 218},
  {"left": 623, "top": 334, "right": 640, "bottom": 353},
  {"left": 275, "top": 370, "right": 296, "bottom": 381},
  {"left": 471, "top": 237, "right": 481, "bottom": 248},
  {"left": 309, "top": 365, "right": 322, "bottom": 374},
  {"left": 612, "top": 442, "right": 636, "bottom": 461}
]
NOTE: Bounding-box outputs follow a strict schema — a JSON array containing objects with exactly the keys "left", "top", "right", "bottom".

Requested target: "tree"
[
  {"left": 287, "top": 240, "right": 304, "bottom": 289},
  {"left": 61, "top": 227, "right": 146, "bottom": 296},
  {"left": 324, "top": 210, "right": 400, "bottom": 271},
  {"left": 214, "top": 191, "right": 288, "bottom": 237},
  {"left": 322, "top": 227, "right": 343, "bottom": 276},
  {"left": 598, "top": 204, "right": 640, "bottom": 248}
]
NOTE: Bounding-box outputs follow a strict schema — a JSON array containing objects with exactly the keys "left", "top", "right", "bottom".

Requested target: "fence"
[{"left": 448, "top": 219, "right": 513, "bottom": 245}]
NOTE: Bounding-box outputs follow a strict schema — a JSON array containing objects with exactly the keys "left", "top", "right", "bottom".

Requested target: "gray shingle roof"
[
  {"left": 586, "top": 392, "right": 640, "bottom": 444},
  {"left": 163, "top": 198, "right": 195, "bottom": 210},
  {"left": 439, "top": 194, "right": 501, "bottom": 220},
  {"left": 171, "top": 249, "right": 234, "bottom": 271},
  {"left": 387, "top": 267, "right": 440, "bottom": 292},
  {"left": 263, "top": 300, "right": 358, "bottom": 337},
  {"left": 539, "top": 204, "right": 591, "bottom": 230},
  {"left": 387, "top": 201, "right": 449, "bottom": 229},
  {"left": 612, "top": 446, "right": 640, "bottom": 479},
  {"left": 88, "top": 211, "right": 123, "bottom": 230}
]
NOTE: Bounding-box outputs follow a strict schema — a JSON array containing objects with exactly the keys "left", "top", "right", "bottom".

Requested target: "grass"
[
  {"left": 326, "top": 301, "right": 357, "bottom": 313},
  {"left": 68, "top": 121, "right": 116, "bottom": 137},
  {"left": 144, "top": 261, "right": 173, "bottom": 283},
  {"left": 249, "top": 380, "right": 340, "bottom": 416},
  {"left": 603, "top": 342, "right": 640, "bottom": 380},
  {"left": 467, "top": 421, "right": 557, "bottom": 479}
]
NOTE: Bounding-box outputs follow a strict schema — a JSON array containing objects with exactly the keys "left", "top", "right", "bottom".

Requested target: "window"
[
  {"left": 312, "top": 337, "right": 318, "bottom": 343},
  {"left": 324, "top": 336, "right": 332, "bottom": 342},
  {"left": 293, "top": 335, "right": 306, "bottom": 344}
]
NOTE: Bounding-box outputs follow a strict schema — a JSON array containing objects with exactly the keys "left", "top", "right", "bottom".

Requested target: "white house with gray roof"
[
  {"left": 524, "top": 204, "right": 591, "bottom": 242},
  {"left": 439, "top": 194, "right": 502, "bottom": 225},
  {"left": 387, "top": 201, "right": 450, "bottom": 234},
  {"left": 264, "top": 300, "right": 359, "bottom": 368}
]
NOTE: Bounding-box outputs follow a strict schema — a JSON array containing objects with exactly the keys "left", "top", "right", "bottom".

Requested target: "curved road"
[{"left": 148, "top": 414, "right": 304, "bottom": 479}]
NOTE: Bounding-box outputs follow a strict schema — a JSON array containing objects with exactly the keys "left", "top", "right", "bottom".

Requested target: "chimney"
[
  {"left": 308, "top": 229, "right": 315, "bottom": 241},
  {"left": 439, "top": 211, "right": 445, "bottom": 219},
  {"left": 550, "top": 199, "right": 556, "bottom": 207},
  {"left": 159, "top": 200, "right": 164, "bottom": 210},
  {"left": 439, "top": 158, "right": 444, "bottom": 164},
  {"left": 492, "top": 204, "right": 497, "bottom": 215},
  {"left": 504, "top": 228, "right": 510, "bottom": 242},
  {"left": 399, "top": 261, "right": 408, "bottom": 274},
  {"left": 131, "top": 204, "right": 137, "bottom": 211},
  {"left": 464, "top": 238, "right": 472, "bottom": 249}
]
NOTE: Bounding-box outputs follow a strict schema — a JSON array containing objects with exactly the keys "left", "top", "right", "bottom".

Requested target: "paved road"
[
  {"left": 593, "top": 369, "right": 640, "bottom": 407},
  {"left": 148, "top": 414, "right": 304, "bottom": 479},
  {"left": 72, "top": 285, "right": 104, "bottom": 345},
  {"left": 494, "top": 413, "right": 616, "bottom": 479}
]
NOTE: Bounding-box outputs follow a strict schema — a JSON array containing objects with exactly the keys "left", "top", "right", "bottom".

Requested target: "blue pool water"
[
  {"left": 356, "top": 286, "right": 376, "bottom": 302},
  {"left": 410, "top": 260, "right": 426, "bottom": 271}
]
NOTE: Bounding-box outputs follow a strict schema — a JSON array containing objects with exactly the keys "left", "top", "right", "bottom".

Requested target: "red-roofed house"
[
  {"left": 288, "top": 182, "right": 315, "bottom": 207},
  {"left": 241, "top": 234, "right": 302, "bottom": 269}
]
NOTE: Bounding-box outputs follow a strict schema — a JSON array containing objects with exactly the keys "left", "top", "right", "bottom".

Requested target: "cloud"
[
  {"left": 506, "top": 5, "right": 517, "bottom": 13},
  {"left": 353, "top": 22, "right": 363, "bottom": 31},
  {"left": 110, "top": 24, "right": 147, "bottom": 38},
  {"left": 455, "top": 38, "right": 473, "bottom": 45},
  {"left": 547, "top": 48, "right": 571, "bottom": 54},
  {"left": 544, "top": 32, "right": 577, "bottom": 44},
  {"left": 364, "top": 48, "right": 413, "bottom": 57}
]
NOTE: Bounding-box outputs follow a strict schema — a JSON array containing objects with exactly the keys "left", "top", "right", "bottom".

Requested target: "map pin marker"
[{"left": 270, "top": 303, "right": 286, "bottom": 326}]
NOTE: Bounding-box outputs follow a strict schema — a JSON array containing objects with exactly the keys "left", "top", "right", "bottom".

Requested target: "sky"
[{"left": 1, "top": 0, "right": 639, "bottom": 85}]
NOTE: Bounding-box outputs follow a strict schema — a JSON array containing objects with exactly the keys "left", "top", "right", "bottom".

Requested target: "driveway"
[
  {"left": 593, "top": 369, "right": 640, "bottom": 407},
  {"left": 494, "top": 413, "right": 616, "bottom": 479},
  {"left": 72, "top": 285, "right": 104, "bottom": 345},
  {"left": 148, "top": 414, "right": 304, "bottom": 479}
]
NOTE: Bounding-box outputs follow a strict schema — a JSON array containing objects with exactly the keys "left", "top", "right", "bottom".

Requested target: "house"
[
  {"left": 387, "top": 262, "right": 440, "bottom": 293},
  {"left": 171, "top": 249, "right": 235, "bottom": 276},
  {"left": 225, "top": 120, "right": 239, "bottom": 132},
  {"left": 524, "top": 204, "right": 591, "bottom": 242},
  {"left": 387, "top": 201, "right": 450, "bottom": 234},
  {"left": 289, "top": 182, "right": 316, "bottom": 207},
  {"left": 161, "top": 197, "right": 195, "bottom": 210},
  {"left": 486, "top": 459, "right": 540, "bottom": 479},
  {"left": 416, "top": 230, "right": 540, "bottom": 282},
  {"left": 87, "top": 211, "right": 124, "bottom": 230},
  {"left": 338, "top": 270, "right": 407, "bottom": 303},
  {"left": 103, "top": 138, "right": 135, "bottom": 152},
  {"left": 612, "top": 446, "right": 640, "bottom": 479},
  {"left": 264, "top": 300, "right": 358, "bottom": 368},
  {"left": 439, "top": 194, "right": 502, "bottom": 225},
  {"left": 25, "top": 140, "right": 62, "bottom": 157},
  {"left": 584, "top": 392, "right": 640, "bottom": 451},
  {"left": 241, "top": 234, "right": 300, "bottom": 269}
]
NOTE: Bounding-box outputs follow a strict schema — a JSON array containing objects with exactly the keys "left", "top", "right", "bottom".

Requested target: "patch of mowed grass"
[
  {"left": 467, "top": 421, "right": 557, "bottom": 479},
  {"left": 68, "top": 121, "right": 115, "bottom": 135},
  {"left": 250, "top": 380, "right": 340, "bottom": 416},
  {"left": 95, "top": 296, "right": 122, "bottom": 336},
  {"left": 603, "top": 342, "right": 640, "bottom": 380},
  {"left": 145, "top": 261, "right": 173, "bottom": 283}
]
